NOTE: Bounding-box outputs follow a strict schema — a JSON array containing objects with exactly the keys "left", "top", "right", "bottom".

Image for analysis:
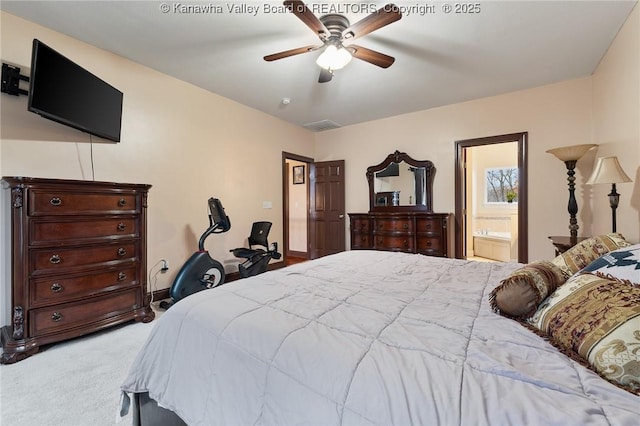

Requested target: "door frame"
[
  {"left": 454, "top": 132, "right": 529, "bottom": 263},
  {"left": 282, "top": 151, "right": 314, "bottom": 263}
]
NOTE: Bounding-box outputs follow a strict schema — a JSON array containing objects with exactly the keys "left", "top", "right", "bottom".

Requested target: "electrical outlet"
[{"left": 160, "top": 259, "right": 169, "bottom": 273}]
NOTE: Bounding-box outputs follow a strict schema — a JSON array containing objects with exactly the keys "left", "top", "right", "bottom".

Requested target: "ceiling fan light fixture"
[{"left": 316, "top": 44, "right": 352, "bottom": 70}]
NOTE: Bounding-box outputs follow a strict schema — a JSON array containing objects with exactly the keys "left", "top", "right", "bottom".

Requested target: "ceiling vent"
[{"left": 303, "top": 119, "right": 342, "bottom": 132}]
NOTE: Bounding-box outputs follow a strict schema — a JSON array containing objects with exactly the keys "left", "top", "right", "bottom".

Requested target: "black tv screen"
[{"left": 28, "top": 39, "right": 123, "bottom": 142}]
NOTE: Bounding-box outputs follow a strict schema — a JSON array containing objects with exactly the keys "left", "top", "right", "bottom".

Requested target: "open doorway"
[
  {"left": 282, "top": 153, "right": 347, "bottom": 264},
  {"left": 454, "top": 133, "right": 529, "bottom": 263},
  {"left": 282, "top": 152, "right": 313, "bottom": 265}
]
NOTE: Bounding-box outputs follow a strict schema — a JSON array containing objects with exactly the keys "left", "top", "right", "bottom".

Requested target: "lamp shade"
[
  {"left": 546, "top": 144, "right": 597, "bottom": 162},
  {"left": 586, "top": 156, "right": 632, "bottom": 185}
]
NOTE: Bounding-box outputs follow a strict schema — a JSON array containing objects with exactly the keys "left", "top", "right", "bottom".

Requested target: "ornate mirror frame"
[{"left": 366, "top": 150, "right": 435, "bottom": 212}]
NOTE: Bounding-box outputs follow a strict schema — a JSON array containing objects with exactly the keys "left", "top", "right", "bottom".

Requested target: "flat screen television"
[{"left": 28, "top": 39, "right": 123, "bottom": 142}]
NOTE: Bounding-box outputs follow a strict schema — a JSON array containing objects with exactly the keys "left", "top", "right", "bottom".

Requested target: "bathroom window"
[{"left": 485, "top": 167, "right": 518, "bottom": 204}]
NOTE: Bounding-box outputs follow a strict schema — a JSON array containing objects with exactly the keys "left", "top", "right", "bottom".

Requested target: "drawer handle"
[
  {"left": 50, "top": 197, "right": 62, "bottom": 206},
  {"left": 403, "top": 240, "right": 409, "bottom": 247},
  {"left": 118, "top": 198, "right": 127, "bottom": 207},
  {"left": 117, "top": 247, "right": 127, "bottom": 256},
  {"left": 403, "top": 224, "right": 408, "bottom": 229},
  {"left": 51, "top": 283, "right": 63, "bottom": 293},
  {"left": 427, "top": 241, "right": 432, "bottom": 247},
  {"left": 117, "top": 223, "right": 126, "bottom": 231},
  {"left": 118, "top": 272, "right": 127, "bottom": 281},
  {"left": 49, "top": 254, "right": 61, "bottom": 264},
  {"left": 51, "top": 312, "right": 63, "bottom": 322}
]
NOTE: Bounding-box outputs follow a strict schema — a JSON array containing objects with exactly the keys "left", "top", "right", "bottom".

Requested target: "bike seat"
[{"left": 231, "top": 247, "right": 265, "bottom": 259}]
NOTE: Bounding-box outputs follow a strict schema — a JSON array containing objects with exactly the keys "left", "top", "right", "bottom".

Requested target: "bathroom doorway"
[
  {"left": 283, "top": 152, "right": 313, "bottom": 265},
  {"left": 454, "top": 133, "right": 528, "bottom": 263}
]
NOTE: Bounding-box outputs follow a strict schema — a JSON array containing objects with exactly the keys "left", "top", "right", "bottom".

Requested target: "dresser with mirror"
[{"left": 349, "top": 151, "right": 454, "bottom": 257}]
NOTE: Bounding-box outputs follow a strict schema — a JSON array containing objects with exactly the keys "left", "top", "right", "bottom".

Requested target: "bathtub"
[
  {"left": 473, "top": 232, "right": 512, "bottom": 261},
  {"left": 474, "top": 231, "right": 511, "bottom": 241}
]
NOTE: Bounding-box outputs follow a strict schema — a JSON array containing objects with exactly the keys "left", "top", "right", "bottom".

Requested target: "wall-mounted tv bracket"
[{"left": 1, "top": 63, "right": 29, "bottom": 96}]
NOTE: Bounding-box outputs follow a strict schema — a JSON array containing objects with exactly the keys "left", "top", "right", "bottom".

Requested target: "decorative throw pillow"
[
  {"left": 529, "top": 272, "right": 640, "bottom": 394},
  {"left": 551, "top": 233, "right": 631, "bottom": 277},
  {"left": 580, "top": 244, "right": 640, "bottom": 285},
  {"left": 489, "top": 260, "right": 566, "bottom": 319}
]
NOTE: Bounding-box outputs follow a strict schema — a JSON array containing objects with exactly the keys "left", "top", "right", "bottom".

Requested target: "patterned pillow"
[
  {"left": 529, "top": 272, "right": 640, "bottom": 394},
  {"left": 551, "top": 233, "right": 631, "bottom": 277},
  {"left": 489, "top": 260, "right": 566, "bottom": 319},
  {"left": 580, "top": 244, "right": 640, "bottom": 285}
]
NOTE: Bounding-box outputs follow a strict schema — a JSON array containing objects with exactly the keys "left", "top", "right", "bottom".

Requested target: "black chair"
[{"left": 231, "top": 221, "right": 281, "bottom": 278}]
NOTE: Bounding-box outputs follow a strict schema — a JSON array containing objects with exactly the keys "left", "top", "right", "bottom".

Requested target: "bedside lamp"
[
  {"left": 546, "top": 143, "right": 598, "bottom": 243},
  {"left": 586, "top": 156, "right": 632, "bottom": 233}
]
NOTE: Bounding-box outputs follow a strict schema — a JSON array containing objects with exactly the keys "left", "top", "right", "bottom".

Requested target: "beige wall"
[
  {"left": 591, "top": 4, "right": 640, "bottom": 240},
  {"left": 0, "top": 12, "right": 315, "bottom": 324}
]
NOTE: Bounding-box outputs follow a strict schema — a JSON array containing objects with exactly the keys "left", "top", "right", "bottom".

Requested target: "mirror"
[{"left": 366, "top": 151, "right": 435, "bottom": 212}]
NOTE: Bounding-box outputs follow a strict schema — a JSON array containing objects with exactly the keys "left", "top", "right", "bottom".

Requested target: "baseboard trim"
[
  {"left": 150, "top": 287, "right": 170, "bottom": 302},
  {"left": 287, "top": 250, "right": 308, "bottom": 259}
]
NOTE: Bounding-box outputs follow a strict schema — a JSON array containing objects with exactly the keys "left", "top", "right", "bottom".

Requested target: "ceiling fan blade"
[
  {"left": 349, "top": 45, "right": 395, "bottom": 68},
  {"left": 284, "top": 0, "right": 330, "bottom": 40},
  {"left": 264, "top": 45, "right": 320, "bottom": 61},
  {"left": 318, "top": 68, "right": 333, "bottom": 83},
  {"left": 342, "top": 4, "right": 402, "bottom": 40}
]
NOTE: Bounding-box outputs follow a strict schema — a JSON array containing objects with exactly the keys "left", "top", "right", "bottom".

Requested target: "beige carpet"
[{"left": 0, "top": 310, "right": 160, "bottom": 426}]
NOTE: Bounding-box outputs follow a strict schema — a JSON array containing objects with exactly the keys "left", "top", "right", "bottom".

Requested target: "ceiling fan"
[{"left": 264, "top": 1, "right": 402, "bottom": 83}]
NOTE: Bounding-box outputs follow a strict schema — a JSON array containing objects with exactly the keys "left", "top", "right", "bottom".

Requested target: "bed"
[{"left": 120, "top": 246, "right": 640, "bottom": 425}]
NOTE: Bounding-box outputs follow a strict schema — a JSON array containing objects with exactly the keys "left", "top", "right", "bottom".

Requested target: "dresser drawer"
[
  {"left": 29, "top": 191, "right": 138, "bottom": 216},
  {"left": 29, "top": 288, "right": 140, "bottom": 337},
  {"left": 30, "top": 218, "right": 138, "bottom": 245},
  {"left": 31, "top": 242, "right": 138, "bottom": 275},
  {"left": 351, "top": 234, "right": 371, "bottom": 249},
  {"left": 374, "top": 236, "right": 414, "bottom": 252},
  {"left": 351, "top": 218, "right": 371, "bottom": 233},
  {"left": 30, "top": 266, "right": 138, "bottom": 307},
  {"left": 417, "top": 237, "right": 443, "bottom": 255},
  {"left": 374, "top": 218, "right": 413, "bottom": 233},
  {"left": 416, "top": 218, "right": 443, "bottom": 234}
]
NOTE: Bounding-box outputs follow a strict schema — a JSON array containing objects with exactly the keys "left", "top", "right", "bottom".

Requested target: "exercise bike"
[
  {"left": 160, "top": 198, "right": 282, "bottom": 310},
  {"left": 159, "top": 198, "right": 230, "bottom": 310}
]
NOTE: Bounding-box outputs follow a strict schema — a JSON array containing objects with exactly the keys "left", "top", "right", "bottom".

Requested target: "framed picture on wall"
[{"left": 293, "top": 165, "right": 305, "bottom": 184}]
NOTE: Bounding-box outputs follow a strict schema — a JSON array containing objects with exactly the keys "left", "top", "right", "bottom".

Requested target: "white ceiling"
[{"left": 1, "top": 1, "right": 636, "bottom": 130}]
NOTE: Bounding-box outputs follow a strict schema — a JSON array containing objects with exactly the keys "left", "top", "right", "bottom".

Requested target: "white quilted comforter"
[{"left": 121, "top": 250, "right": 640, "bottom": 425}]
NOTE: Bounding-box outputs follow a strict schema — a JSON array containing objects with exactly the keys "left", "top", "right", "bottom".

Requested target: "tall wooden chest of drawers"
[
  {"left": 1, "top": 177, "right": 154, "bottom": 364},
  {"left": 349, "top": 212, "right": 454, "bottom": 257}
]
